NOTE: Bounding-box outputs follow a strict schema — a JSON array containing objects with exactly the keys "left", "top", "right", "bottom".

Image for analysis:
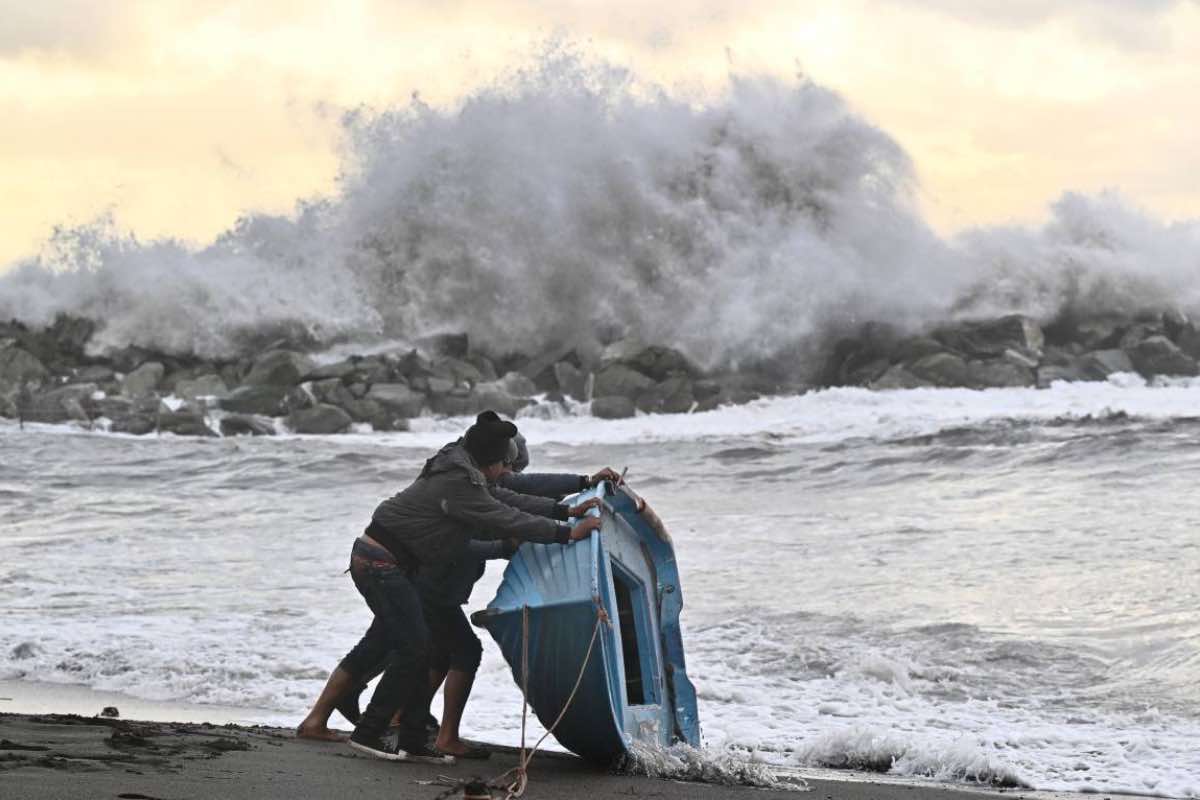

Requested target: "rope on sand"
[{"left": 426, "top": 603, "right": 608, "bottom": 800}]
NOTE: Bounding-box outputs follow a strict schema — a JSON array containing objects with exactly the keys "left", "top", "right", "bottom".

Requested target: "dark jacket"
[
  {"left": 415, "top": 539, "right": 512, "bottom": 607},
  {"left": 370, "top": 442, "right": 571, "bottom": 568},
  {"left": 497, "top": 470, "right": 588, "bottom": 499}
]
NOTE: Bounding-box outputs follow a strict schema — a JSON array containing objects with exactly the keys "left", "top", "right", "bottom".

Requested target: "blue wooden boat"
[{"left": 472, "top": 481, "right": 701, "bottom": 764}]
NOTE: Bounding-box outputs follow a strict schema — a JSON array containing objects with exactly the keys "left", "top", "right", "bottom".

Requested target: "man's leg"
[
  {"left": 297, "top": 618, "right": 390, "bottom": 740},
  {"left": 296, "top": 665, "right": 359, "bottom": 741},
  {"left": 435, "top": 668, "right": 478, "bottom": 755},
  {"left": 350, "top": 569, "right": 439, "bottom": 759},
  {"left": 429, "top": 605, "right": 485, "bottom": 756}
]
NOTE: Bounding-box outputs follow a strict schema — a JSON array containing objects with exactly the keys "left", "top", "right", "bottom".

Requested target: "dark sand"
[{"left": 0, "top": 712, "right": 1068, "bottom": 800}]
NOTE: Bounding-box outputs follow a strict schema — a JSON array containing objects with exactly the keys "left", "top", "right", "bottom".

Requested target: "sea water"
[{"left": 2, "top": 378, "right": 1198, "bottom": 797}]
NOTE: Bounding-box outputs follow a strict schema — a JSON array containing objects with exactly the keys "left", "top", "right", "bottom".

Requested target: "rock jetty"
[{"left": 2, "top": 309, "right": 1198, "bottom": 436}]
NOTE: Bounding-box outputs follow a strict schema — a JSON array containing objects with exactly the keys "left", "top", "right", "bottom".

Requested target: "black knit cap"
[{"left": 463, "top": 410, "right": 519, "bottom": 466}]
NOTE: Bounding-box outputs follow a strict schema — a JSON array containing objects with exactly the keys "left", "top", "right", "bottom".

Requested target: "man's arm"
[
  {"left": 465, "top": 538, "right": 511, "bottom": 560},
  {"left": 444, "top": 474, "right": 571, "bottom": 544},
  {"left": 489, "top": 484, "right": 567, "bottom": 519},
  {"left": 496, "top": 471, "right": 587, "bottom": 499}
]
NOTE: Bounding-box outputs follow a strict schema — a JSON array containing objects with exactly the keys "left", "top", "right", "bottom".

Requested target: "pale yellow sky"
[{"left": 2, "top": 0, "right": 1198, "bottom": 268}]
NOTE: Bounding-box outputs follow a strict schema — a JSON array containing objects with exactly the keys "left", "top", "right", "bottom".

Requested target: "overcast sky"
[{"left": 2, "top": 0, "right": 1198, "bottom": 267}]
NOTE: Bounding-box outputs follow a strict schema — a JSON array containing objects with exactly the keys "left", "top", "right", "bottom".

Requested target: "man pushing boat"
[
  {"left": 298, "top": 431, "right": 618, "bottom": 754},
  {"left": 301, "top": 411, "right": 606, "bottom": 763}
]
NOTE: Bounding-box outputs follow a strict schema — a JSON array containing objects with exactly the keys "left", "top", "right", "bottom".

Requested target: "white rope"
[{"left": 491, "top": 603, "right": 608, "bottom": 800}]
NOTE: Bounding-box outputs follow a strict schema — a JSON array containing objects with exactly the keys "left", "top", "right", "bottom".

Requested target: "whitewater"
[{"left": 2, "top": 379, "right": 1199, "bottom": 797}]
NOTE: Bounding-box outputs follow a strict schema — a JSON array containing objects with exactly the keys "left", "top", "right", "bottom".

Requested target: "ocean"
[{"left": 3, "top": 379, "right": 1198, "bottom": 797}]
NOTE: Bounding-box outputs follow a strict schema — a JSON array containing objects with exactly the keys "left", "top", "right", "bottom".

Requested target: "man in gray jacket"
[
  {"left": 344, "top": 412, "right": 601, "bottom": 762},
  {"left": 412, "top": 436, "right": 619, "bottom": 758},
  {"left": 296, "top": 432, "right": 616, "bottom": 752}
]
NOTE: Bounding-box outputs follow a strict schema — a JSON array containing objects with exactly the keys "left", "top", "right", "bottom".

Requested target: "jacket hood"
[{"left": 421, "top": 440, "right": 487, "bottom": 486}]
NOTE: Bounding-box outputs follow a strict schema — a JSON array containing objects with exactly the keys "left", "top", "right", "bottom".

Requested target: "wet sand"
[{"left": 0, "top": 711, "right": 1072, "bottom": 800}]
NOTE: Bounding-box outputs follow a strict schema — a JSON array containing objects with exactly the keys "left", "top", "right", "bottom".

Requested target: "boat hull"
[{"left": 473, "top": 482, "right": 700, "bottom": 763}]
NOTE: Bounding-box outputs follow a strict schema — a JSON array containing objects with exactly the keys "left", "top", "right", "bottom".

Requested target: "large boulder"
[
  {"left": 220, "top": 385, "right": 309, "bottom": 416},
  {"left": 624, "top": 346, "right": 700, "bottom": 382},
  {"left": 366, "top": 383, "right": 424, "bottom": 418},
  {"left": 241, "top": 350, "right": 315, "bottom": 387},
  {"left": 892, "top": 336, "right": 946, "bottom": 364},
  {"left": 1036, "top": 364, "right": 1085, "bottom": 388},
  {"left": 121, "top": 362, "right": 165, "bottom": 397},
  {"left": 0, "top": 347, "right": 49, "bottom": 394},
  {"left": 12, "top": 314, "right": 96, "bottom": 366},
  {"left": 22, "top": 383, "right": 97, "bottom": 423},
  {"left": 466, "top": 354, "right": 498, "bottom": 383},
  {"left": 1117, "top": 322, "right": 1162, "bottom": 351},
  {"left": 906, "top": 353, "right": 970, "bottom": 387},
  {"left": 344, "top": 398, "right": 409, "bottom": 431},
  {"left": 98, "top": 395, "right": 158, "bottom": 434},
  {"left": 110, "top": 413, "right": 157, "bottom": 436},
  {"left": 303, "top": 359, "right": 361, "bottom": 381},
  {"left": 870, "top": 365, "right": 931, "bottom": 391},
  {"left": 497, "top": 371, "right": 538, "bottom": 398},
  {"left": 429, "top": 382, "right": 530, "bottom": 419},
  {"left": 158, "top": 411, "right": 216, "bottom": 437},
  {"left": 967, "top": 360, "right": 1035, "bottom": 389},
  {"left": 349, "top": 356, "right": 394, "bottom": 385},
  {"left": 694, "top": 386, "right": 761, "bottom": 412},
  {"left": 416, "top": 332, "right": 469, "bottom": 359},
  {"left": 1078, "top": 349, "right": 1134, "bottom": 379},
  {"left": 935, "top": 315, "right": 1044, "bottom": 360},
  {"left": 287, "top": 404, "right": 353, "bottom": 434},
  {"left": 174, "top": 374, "right": 230, "bottom": 401},
  {"left": 70, "top": 365, "right": 116, "bottom": 385},
  {"left": 219, "top": 414, "right": 276, "bottom": 437},
  {"left": 428, "top": 357, "right": 484, "bottom": 387},
  {"left": 593, "top": 364, "right": 654, "bottom": 399},
  {"left": 309, "top": 377, "right": 350, "bottom": 406},
  {"left": 636, "top": 376, "right": 696, "bottom": 414},
  {"left": 1045, "top": 314, "right": 1126, "bottom": 350},
  {"left": 843, "top": 357, "right": 891, "bottom": 387},
  {"left": 1127, "top": 336, "right": 1199, "bottom": 378},
  {"left": 1164, "top": 313, "right": 1200, "bottom": 360},
  {"left": 591, "top": 396, "right": 636, "bottom": 419},
  {"left": 554, "top": 361, "right": 589, "bottom": 400},
  {"left": 312, "top": 379, "right": 405, "bottom": 429}
]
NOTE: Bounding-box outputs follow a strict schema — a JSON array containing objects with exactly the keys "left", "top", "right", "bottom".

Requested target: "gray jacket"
[{"left": 370, "top": 442, "right": 571, "bottom": 568}]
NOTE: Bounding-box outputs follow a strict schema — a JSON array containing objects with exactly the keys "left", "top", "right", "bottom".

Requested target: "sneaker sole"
[
  {"left": 348, "top": 740, "right": 408, "bottom": 761},
  {"left": 408, "top": 753, "right": 456, "bottom": 766}
]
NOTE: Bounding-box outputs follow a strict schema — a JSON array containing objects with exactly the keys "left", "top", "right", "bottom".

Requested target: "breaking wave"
[{"left": 2, "top": 42, "right": 1199, "bottom": 371}]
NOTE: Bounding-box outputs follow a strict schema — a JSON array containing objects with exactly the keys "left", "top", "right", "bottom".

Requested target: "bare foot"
[
  {"left": 434, "top": 738, "right": 489, "bottom": 758},
  {"left": 296, "top": 721, "right": 345, "bottom": 742}
]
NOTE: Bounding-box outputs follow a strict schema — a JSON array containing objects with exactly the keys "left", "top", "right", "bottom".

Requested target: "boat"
[{"left": 471, "top": 480, "right": 701, "bottom": 764}]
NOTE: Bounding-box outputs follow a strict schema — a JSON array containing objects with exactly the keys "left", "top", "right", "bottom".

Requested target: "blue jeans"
[{"left": 348, "top": 538, "right": 431, "bottom": 748}]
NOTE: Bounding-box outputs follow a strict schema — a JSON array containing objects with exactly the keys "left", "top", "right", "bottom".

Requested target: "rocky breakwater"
[
  {"left": 821, "top": 310, "right": 1200, "bottom": 391},
  {"left": 0, "top": 317, "right": 775, "bottom": 437},
  {"left": 4, "top": 309, "right": 1198, "bottom": 438}
]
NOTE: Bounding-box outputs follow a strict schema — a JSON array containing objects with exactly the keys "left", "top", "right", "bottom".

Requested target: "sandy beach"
[{"left": 0, "top": 709, "right": 1066, "bottom": 800}]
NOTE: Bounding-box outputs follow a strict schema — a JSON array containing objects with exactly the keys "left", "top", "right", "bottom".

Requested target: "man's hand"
[
  {"left": 588, "top": 467, "right": 622, "bottom": 487},
  {"left": 568, "top": 497, "right": 602, "bottom": 518},
  {"left": 569, "top": 516, "right": 602, "bottom": 541}
]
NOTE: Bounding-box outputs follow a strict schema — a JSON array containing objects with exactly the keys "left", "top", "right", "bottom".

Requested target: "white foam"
[
  {"left": 390, "top": 375, "right": 1200, "bottom": 449},
  {"left": 9, "top": 375, "right": 1200, "bottom": 452}
]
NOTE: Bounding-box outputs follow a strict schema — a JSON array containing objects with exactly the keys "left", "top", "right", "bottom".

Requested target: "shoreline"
[
  {"left": 0, "top": 711, "right": 1048, "bottom": 800},
  {"left": 0, "top": 679, "right": 280, "bottom": 727},
  {"left": 0, "top": 681, "right": 1148, "bottom": 800}
]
